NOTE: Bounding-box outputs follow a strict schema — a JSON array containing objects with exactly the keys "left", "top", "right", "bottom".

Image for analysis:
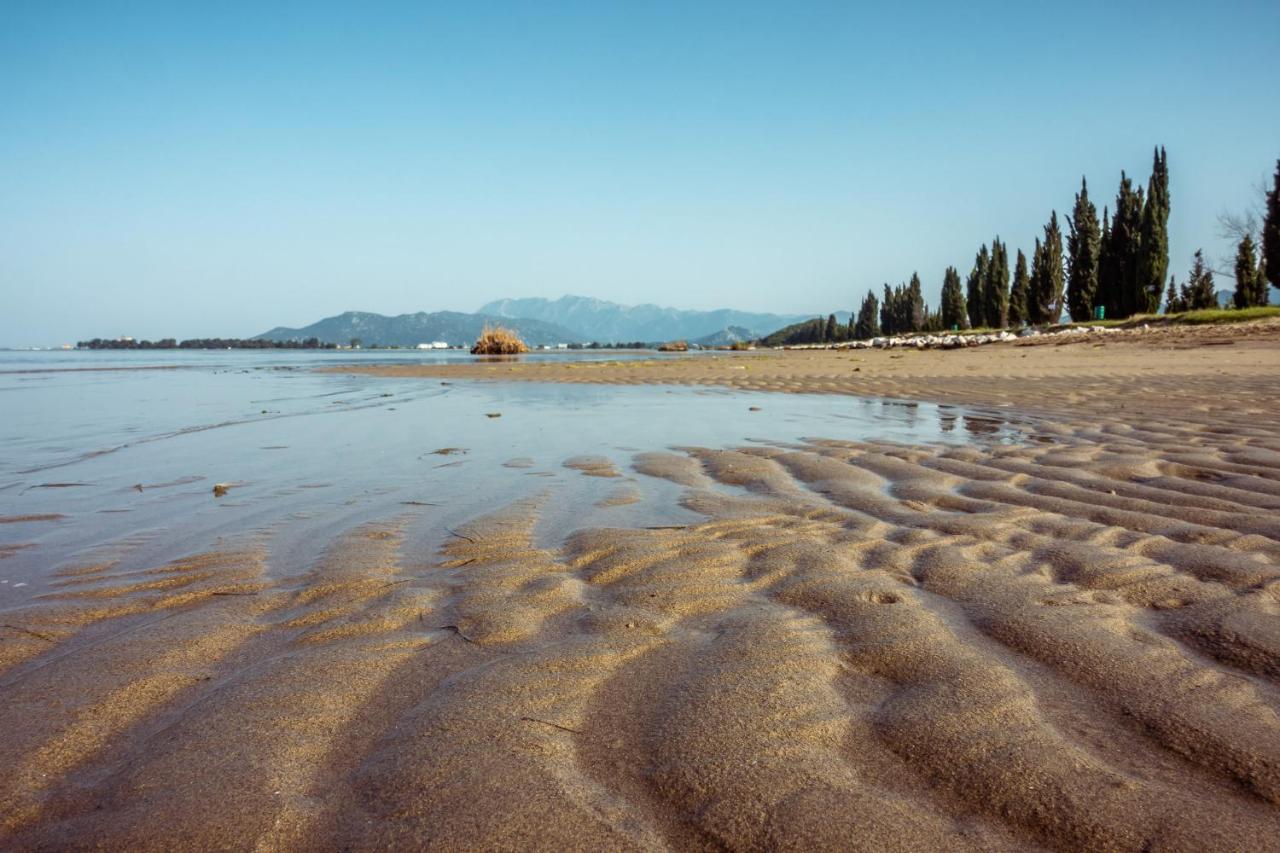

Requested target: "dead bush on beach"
[{"left": 471, "top": 325, "right": 529, "bottom": 355}]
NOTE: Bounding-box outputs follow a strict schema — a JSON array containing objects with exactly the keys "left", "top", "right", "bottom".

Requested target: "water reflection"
[{"left": 0, "top": 352, "right": 1036, "bottom": 604}]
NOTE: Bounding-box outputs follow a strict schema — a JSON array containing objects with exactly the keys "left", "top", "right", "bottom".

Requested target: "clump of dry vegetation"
[
  {"left": 471, "top": 325, "right": 529, "bottom": 355},
  {"left": 657, "top": 340, "right": 689, "bottom": 352}
]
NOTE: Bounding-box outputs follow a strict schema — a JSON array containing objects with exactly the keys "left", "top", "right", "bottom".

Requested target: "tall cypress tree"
[
  {"left": 983, "top": 238, "right": 1010, "bottom": 328},
  {"left": 907, "top": 273, "right": 926, "bottom": 332},
  {"left": 1234, "top": 234, "right": 1259, "bottom": 308},
  {"left": 1066, "top": 177, "right": 1101, "bottom": 321},
  {"left": 1265, "top": 159, "right": 1280, "bottom": 292},
  {"left": 940, "top": 266, "right": 966, "bottom": 330},
  {"left": 1008, "top": 249, "right": 1030, "bottom": 326},
  {"left": 1034, "top": 212, "right": 1066, "bottom": 323},
  {"left": 1137, "top": 147, "right": 1170, "bottom": 314},
  {"left": 966, "top": 246, "right": 988, "bottom": 328},
  {"left": 1096, "top": 206, "right": 1115, "bottom": 316},
  {"left": 825, "top": 313, "right": 839, "bottom": 342},
  {"left": 880, "top": 284, "right": 894, "bottom": 336},
  {"left": 854, "top": 291, "right": 880, "bottom": 339},
  {"left": 1028, "top": 238, "right": 1045, "bottom": 324},
  {"left": 1106, "top": 173, "right": 1145, "bottom": 318}
]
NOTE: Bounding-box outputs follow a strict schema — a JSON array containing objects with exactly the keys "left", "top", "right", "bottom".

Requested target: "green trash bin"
[{"left": 1093, "top": 306, "right": 1106, "bottom": 321}]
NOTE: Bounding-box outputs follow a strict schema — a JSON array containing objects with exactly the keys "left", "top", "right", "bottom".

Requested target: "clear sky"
[{"left": 2, "top": 1, "right": 1278, "bottom": 346}]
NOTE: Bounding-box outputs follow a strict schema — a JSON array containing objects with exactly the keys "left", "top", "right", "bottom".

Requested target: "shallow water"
[{"left": 0, "top": 350, "right": 1027, "bottom": 604}]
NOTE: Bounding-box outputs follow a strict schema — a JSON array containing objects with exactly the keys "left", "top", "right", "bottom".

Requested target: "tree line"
[
  {"left": 77, "top": 337, "right": 338, "bottom": 349},
  {"left": 787, "top": 150, "right": 1279, "bottom": 344}
]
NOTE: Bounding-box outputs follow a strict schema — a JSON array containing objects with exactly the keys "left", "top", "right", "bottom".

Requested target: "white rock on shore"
[{"left": 780, "top": 324, "right": 1139, "bottom": 352}]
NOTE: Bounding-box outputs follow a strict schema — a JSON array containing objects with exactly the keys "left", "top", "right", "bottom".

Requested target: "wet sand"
[
  {"left": 3, "top": 321, "right": 1280, "bottom": 850},
  {"left": 334, "top": 318, "right": 1280, "bottom": 428}
]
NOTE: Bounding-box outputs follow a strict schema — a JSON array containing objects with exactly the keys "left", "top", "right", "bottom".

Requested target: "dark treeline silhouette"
[
  {"left": 77, "top": 337, "right": 337, "bottom": 350},
  {"left": 759, "top": 316, "right": 843, "bottom": 346},
  {"left": 787, "top": 146, "right": 1280, "bottom": 346},
  {"left": 577, "top": 341, "right": 651, "bottom": 349}
]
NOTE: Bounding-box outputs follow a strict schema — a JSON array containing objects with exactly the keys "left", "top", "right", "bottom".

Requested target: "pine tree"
[
  {"left": 1137, "top": 147, "right": 1170, "bottom": 314},
  {"left": 1186, "top": 250, "right": 1216, "bottom": 310},
  {"left": 1235, "top": 234, "right": 1259, "bottom": 308},
  {"left": 983, "top": 238, "right": 1009, "bottom": 328},
  {"left": 1066, "top": 177, "right": 1101, "bottom": 321},
  {"left": 825, "top": 313, "right": 838, "bottom": 343},
  {"left": 1164, "top": 275, "right": 1184, "bottom": 314},
  {"left": 966, "top": 246, "right": 988, "bottom": 328},
  {"left": 854, "top": 291, "right": 880, "bottom": 340},
  {"left": 940, "top": 266, "right": 966, "bottom": 330},
  {"left": 1008, "top": 249, "right": 1030, "bottom": 326},
  {"left": 880, "top": 284, "right": 894, "bottom": 336},
  {"left": 907, "top": 273, "right": 926, "bottom": 331},
  {"left": 1033, "top": 212, "right": 1065, "bottom": 323},
  {"left": 1265, "top": 159, "right": 1280, "bottom": 292}
]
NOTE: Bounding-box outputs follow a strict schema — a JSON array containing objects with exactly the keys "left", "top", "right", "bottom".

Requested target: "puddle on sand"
[{"left": 0, "top": 354, "right": 1029, "bottom": 604}]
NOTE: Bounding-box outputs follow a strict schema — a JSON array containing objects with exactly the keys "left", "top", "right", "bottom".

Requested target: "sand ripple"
[{"left": 4, "top": 368, "right": 1280, "bottom": 848}]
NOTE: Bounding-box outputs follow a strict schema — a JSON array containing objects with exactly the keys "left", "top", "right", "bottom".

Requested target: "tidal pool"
[{"left": 0, "top": 350, "right": 1029, "bottom": 603}]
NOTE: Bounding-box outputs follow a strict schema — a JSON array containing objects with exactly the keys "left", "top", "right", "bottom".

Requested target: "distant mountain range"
[
  {"left": 476, "top": 295, "right": 813, "bottom": 343},
  {"left": 254, "top": 311, "right": 585, "bottom": 348},
  {"left": 255, "top": 296, "right": 825, "bottom": 347}
]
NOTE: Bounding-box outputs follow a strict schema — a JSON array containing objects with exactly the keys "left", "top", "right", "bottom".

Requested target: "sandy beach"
[{"left": 3, "top": 321, "right": 1280, "bottom": 850}]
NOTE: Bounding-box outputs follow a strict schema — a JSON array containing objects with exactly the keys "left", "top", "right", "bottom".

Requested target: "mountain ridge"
[
  {"left": 254, "top": 311, "right": 585, "bottom": 348},
  {"left": 476, "top": 295, "right": 813, "bottom": 343}
]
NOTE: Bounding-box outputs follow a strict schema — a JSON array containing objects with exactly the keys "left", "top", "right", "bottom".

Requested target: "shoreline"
[{"left": 327, "top": 318, "right": 1280, "bottom": 428}]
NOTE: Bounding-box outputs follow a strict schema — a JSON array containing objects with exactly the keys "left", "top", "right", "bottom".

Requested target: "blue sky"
[{"left": 2, "top": 1, "right": 1278, "bottom": 345}]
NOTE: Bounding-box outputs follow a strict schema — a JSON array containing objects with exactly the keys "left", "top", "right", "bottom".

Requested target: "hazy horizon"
[{"left": 3, "top": 2, "right": 1279, "bottom": 347}]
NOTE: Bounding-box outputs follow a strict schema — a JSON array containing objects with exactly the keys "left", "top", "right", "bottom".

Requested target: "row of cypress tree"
[
  {"left": 833, "top": 152, "right": 1277, "bottom": 343},
  {"left": 843, "top": 148, "right": 1172, "bottom": 341}
]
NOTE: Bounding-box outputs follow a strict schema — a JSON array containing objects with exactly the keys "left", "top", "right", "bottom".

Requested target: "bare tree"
[{"left": 1213, "top": 177, "right": 1268, "bottom": 278}]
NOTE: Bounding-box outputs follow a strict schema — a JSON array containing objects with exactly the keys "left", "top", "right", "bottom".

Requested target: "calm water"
[{"left": 0, "top": 349, "right": 1027, "bottom": 604}]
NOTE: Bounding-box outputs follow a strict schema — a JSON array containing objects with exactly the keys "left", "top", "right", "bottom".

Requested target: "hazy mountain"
[
  {"left": 255, "top": 311, "right": 585, "bottom": 347},
  {"left": 477, "top": 295, "right": 814, "bottom": 343},
  {"left": 692, "top": 326, "right": 757, "bottom": 347},
  {"left": 756, "top": 313, "right": 855, "bottom": 346}
]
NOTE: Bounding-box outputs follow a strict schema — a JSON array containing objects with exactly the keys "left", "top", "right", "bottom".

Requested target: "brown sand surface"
[
  {"left": 333, "top": 318, "right": 1280, "bottom": 429},
  {"left": 3, "top": 321, "right": 1280, "bottom": 850}
]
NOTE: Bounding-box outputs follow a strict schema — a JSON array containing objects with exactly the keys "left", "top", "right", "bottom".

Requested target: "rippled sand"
[{"left": 3, "top": 321, "right": 1280, "bottom": 850}]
